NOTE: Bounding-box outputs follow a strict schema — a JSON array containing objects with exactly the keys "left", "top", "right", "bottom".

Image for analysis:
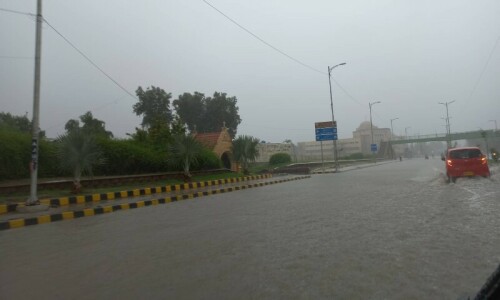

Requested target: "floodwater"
[{"left": 1, "top": 159, "right": 499, "bottom": 299}]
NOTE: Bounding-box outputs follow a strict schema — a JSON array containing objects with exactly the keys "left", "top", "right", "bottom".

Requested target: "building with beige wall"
[
  {"left": 352, "top": 121, "right": 391, "bottom": 155},
  {"left": 255, "top": 142, "right": 295, "bottom": 163}
]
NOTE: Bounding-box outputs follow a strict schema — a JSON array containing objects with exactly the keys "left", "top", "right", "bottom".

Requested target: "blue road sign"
[
  {"left": 316, "top": 133, "right": 338, "bottom": 141},
  {"left": 315, "top": 127, "right": 337, "bottom": 135},
  {"left": 371, "top": 143, "right": 378, "bottom": 152}
]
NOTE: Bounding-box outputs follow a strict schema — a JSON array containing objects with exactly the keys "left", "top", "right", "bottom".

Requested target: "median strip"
[
  {"left": 0, "top": 175, "right": 310, "bottom": 231},
  {"left": 0, "top": 174, "right": 272, "bottom": 215}
]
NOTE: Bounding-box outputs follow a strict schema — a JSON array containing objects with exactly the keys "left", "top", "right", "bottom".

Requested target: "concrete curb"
[
  {"left": 0, "top": 175, "right": 310, "bottom": 231},
  {"left": 312, "top": 160, "right": 396, "bottom": 174},
  {"left": 0, "top": 174, "right": 272, "bottom": 215}
]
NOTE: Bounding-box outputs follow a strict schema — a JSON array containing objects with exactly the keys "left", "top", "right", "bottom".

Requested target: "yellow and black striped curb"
[
  {"left": 0, "top": 174, "right": 272, "bottom": 215},
  {"left": 0, "top": 176, "right": 310, "bottom": 231}
]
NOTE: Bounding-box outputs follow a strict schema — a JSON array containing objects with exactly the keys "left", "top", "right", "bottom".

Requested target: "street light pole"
[
  {"left": 390, "top": 117, "right": 399, "bottom": 159},
  {"left": 369, "top": 101, "right": 381, "bottom": 162},
  {"left": 28, "top": 0, "right": 43, "bottom": 206},
  {"left": 328, "top": 62, "right": 346, "bottom": 172},
  {"left": 490, "top": 120, "right": 498, "bottom": 131},
  {"left": 438, "top": 100, "right": 455, "bottom": 149}
]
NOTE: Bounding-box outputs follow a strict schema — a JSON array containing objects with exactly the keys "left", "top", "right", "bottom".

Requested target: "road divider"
[
  {"left": 0, "top": 175, "right": 310, "bottom": 231},
  {"left": 0, "top": 174, "right": 272, "bottom": 215}
]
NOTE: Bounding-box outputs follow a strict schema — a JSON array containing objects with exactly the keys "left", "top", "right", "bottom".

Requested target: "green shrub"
[
  {"left": 95, "top": 138, "right": 168, "bottom": 175},
  {"left": 0, "top": 129, "right": 61, "bottom": 181},
  {"left": 0, "top": 129, "right": 30, "bottom": 180},
  {"left": 345, "top": 153, "right": 365, "bottom": 160},
  {"left": 193, "top": 148, "right": 222, "bottom": 170},
  {"left": 269, "top": 153, "right": 291, "bottom": 165}
]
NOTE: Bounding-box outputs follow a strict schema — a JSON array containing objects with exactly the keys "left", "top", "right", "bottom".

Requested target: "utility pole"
[
  {"left": 28, "top": 0, "right": 43, "bottom": 206},
  {"left": 438, "top": 101, "right": 455, "bottom": 149},
  {"left": 369, "top": 101, "right": 381, "bottom": 162},
  {"left": 327, "top": 62, "right": 346, "bottom": 172},
  {"left": 390, "top": 117, "right": 399, "bottom": 159},
  {"left": 490, "top": 120, "right": 498, "bottom": 131}
]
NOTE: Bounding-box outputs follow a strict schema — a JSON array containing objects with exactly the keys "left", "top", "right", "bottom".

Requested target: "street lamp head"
[{"left": 329, "top": 62, "right": 347, "bottom": 72}]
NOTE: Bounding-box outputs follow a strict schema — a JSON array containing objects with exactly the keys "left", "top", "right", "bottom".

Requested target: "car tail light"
[
  {"left": 447, "top": 159, "right": 453, "bottom": 167},
  {"left": 481, "top": 156, "right": 487, "bottom": 164}
]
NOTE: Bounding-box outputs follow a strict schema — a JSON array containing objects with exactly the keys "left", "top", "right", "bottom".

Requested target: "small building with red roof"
[{"left": 193, "top": 126, "right": 237, "bottom": 171}]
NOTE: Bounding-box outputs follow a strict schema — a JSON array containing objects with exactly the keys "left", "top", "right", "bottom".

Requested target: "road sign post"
[{"left": 315, "top": 121, "right": 338, "bottom": 171}]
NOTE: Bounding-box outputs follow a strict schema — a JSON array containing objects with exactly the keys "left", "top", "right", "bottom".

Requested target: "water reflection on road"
[{"left": 1, "top": 159, "right": 499, "bottom": 299}]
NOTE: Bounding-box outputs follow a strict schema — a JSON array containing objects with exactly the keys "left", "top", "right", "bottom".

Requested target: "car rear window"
[{"left": 449, "top": 149, "right": 482, "bottom": 159}]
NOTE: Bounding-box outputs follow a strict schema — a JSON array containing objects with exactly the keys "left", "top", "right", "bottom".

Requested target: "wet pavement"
[{"left": 1, "top": 158, "right": 499, "bottom": 299}]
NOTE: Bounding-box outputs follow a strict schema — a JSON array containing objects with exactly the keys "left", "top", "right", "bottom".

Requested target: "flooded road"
[{"left": 1, "top": 159, "right": 499, "bottom": 299}]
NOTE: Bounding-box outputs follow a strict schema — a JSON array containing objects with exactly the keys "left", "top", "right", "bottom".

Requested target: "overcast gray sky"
[{"left": 1, "top": 0, "right": 499, "bottom": 143}]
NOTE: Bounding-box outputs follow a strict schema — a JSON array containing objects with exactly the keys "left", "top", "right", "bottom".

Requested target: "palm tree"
[
  {"left": 169, "top": 134, "right": 203, "bottom": 181},
  {"left": 232, "top": 135, "right": 260, "bottom": 174},
  {"left": 56, "top": 130, "right": 104, "bottom": 193}
]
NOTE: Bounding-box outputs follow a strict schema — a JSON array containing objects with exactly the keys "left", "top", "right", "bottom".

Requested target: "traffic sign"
[
  {"left": 316, "top": 134, "right": 338, "bottom": 141},
  {"left": 315, "top": 121, "right": 337, "bottom": 129},
  {"left": 371, "top": 143, "right": 378, "bottom": 152},
  {"left": 315, "top": 127, "right": 337, "bottom": 135}
]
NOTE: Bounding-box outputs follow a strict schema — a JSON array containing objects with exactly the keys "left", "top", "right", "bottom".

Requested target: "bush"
[
  {"left": 0, "top": 129, "right": 61, "bottom": 181},
  {"left": 95, "top": 138, "right": 168, "bottom": 175},
  {"left": 193, "top": 148, "right": 222, "bottom": 170},
  {"left": 269, "top": 153, "right": 291, "bottom": 165},
  {"left": 345, "top": 153, "right": 366, "bottom": 160}
]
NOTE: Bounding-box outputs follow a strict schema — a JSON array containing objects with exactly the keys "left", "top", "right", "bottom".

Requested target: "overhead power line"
[
  {"left": 42, "top": 17, "right": 137, "bottom": 101},
  {"left": 0, "top": 55, "right": 33, "bottom": 59},
  {"left": 1, "top": 7, "right": 137, "bottom": 101},
  {"left": 202, "top": 0, "right": 325, "bottom": 75},
  {"left": 467, "top": 35, "right": 500, "bottom": 102},
  {"left": 201, "top": 0, "right": 364, "bottom": 108},
  {"left": 0, "top": 7, "right": 35, "bottom": 16}
]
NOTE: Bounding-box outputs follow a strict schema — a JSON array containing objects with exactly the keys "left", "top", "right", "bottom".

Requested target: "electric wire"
[
  {"left": 0, "top": 56, "right": 33, "bottom": 59},
  {"left": 0, "top": 7, "right": 35, "bottom": 16},
  {"left": 467, "top": 35, "right": 500, "bottom": 102},
  {"left": 201, "top": 0, "right": 365, "bottom": 109},
  {"left": 202, "top": 0, "right": 325, "bottom": 76},
  {"left": 1, "top": 7, "right": 137, "bottom": 101},
  {"left": 42, "top": 17, "right": 137, "bottom": 101}
]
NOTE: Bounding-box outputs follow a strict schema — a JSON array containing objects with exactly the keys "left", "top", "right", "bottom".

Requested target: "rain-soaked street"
[{"left": 1, "top": 159, "right": 499, "bottom": 299}]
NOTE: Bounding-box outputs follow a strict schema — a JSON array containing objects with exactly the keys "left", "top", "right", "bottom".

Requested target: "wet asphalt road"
[{"left": 1, "top": 159, "right": 499, "bottom": 299}]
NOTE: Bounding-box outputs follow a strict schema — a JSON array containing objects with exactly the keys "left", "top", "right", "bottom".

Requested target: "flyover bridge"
[{"left": 390, "top": 129, "right": 500, "bottom": 145}]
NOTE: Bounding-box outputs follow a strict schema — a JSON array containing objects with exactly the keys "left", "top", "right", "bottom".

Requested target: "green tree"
[
  {"left": 55, "top": 130, "right": 104, "bottom": 193},
  {"left": 169, "top": 134, "right": 203, "bottom": 181},
  {"left": 134, "top": 86, "right": 173, "bottom": 129},
  {"left": 173, "top": 91, "right": 241, "bottom": 137},
  {"left": 204, "top": 92, "right": 241, "bottom": 137},
  {"left": 173, "top": 92, "right": 205, "bottom": 132},
  {"left": 232, "top": 135, "right": 260, "bottom": 174},
  {"left": 0, "top": 111, "right": 45, "bottom": 137},
  {"left": 64, "top": 111, "right": 113, "bottom": 138}
]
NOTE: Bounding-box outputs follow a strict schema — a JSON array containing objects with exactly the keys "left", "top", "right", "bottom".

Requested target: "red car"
[{"left": 443, "top": 147, "right": 490, "bottom": 183}]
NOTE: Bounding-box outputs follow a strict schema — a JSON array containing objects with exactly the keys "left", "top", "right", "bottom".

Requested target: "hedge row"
[{"left": 0, "top": 130, "right": 222, "bottom": 181}]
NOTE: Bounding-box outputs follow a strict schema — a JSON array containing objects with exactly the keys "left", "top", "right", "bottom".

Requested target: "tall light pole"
[
  {"left": 369, "top": 101, "right": 381, "bottom": 161},
  {"left": 438, "top": 100, "right": 455, "bottom": 148},
  {"left": 490, "top": 120, "right": 498, "bottom": 131},
  {"left": 390, "top": 118, "right": 399, "bottom": 139},
  {"left": 390, "top": 117, "right": 399, "bottom": 159},
  {"left": 28, "top": 0, "right": 43, "bottom": 206},
  {"left": 328, "top": 62, "right": 346, "bottom": 172},
  {"left": 405, "top": 126, "right": 411, "bottom": 139},
  {"left": 405, "top": 126, "right": 411, "bottom": 158}
]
